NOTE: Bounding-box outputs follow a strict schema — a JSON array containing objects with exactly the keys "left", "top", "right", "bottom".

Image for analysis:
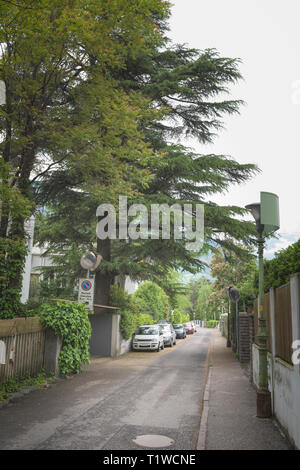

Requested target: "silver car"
[{"left": 160, "top": 323, "right": 176, "bottom": 347}]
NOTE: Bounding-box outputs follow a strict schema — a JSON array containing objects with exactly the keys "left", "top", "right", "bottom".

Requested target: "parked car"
[
  {"left": 183, "top": 322, "right": 194, "bottom": 334},
  {"left": 160, "top": 323, "right": 176, "bottom": 347},
  {"left": 173, "top": 324, "right": 187, "bottom": 339},
  {"left": 132, "top": 325, "right": 164, "bottom": 352}
]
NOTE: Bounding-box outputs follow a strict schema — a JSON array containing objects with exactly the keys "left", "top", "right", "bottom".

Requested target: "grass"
[{"left": 0, "top": 370, "right": 56, "bottom": 402}]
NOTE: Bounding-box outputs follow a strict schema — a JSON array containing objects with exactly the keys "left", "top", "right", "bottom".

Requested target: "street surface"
[{"left": 0, "top": 328, "right": 211, "bottom": 450}]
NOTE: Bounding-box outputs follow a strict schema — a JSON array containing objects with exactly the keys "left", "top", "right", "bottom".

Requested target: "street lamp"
[
  {"left": 227, "top": 286, "right": 240, "bottom": 354},
  {"left": 246, "top": 192, "right": 280, "bottom": 418}
]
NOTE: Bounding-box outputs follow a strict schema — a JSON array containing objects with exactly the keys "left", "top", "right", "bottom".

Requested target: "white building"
[{"left": 21, "top": 217, "right": 139, "bottom": 302}]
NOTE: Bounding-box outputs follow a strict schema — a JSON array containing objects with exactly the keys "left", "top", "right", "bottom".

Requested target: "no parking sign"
[{"left": 78, "top": 278, "right": 95, "bottom": 310}]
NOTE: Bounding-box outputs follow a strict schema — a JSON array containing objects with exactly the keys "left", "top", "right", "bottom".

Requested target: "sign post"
[{"left": 78, "top": 278, "right": 95, "bottom": 311}]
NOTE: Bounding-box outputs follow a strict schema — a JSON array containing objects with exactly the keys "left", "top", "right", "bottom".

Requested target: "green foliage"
[
  {"left": 195, "top": 278, "right": 215, "bottom": 321},
  {"left": 209, "top": 247, "right": 257, "bottom": 314},
  {"left": 33, "top": 35, "right": 258, "bottom": 301},
  {"left": 172, "top": 309, "right": 189, "bottom": 324},
  {"left": 0, "top": 159, "right": 32, "bottom": 319},
  {"left": 205, "top": 320, "right": 218, "bottom": 328},
  {"left": 18, "top": 299, "right": 41, "bottom": 318},
  {"left": 39, "top": 301, "right": 92, "bottom": 376},
  {"left": 0, "top": 0, "right": 170, "bottom": 314},
  {"left": 133, "top": 281, "right": 170, "bottom": 321},
  {"left": 38, "top": 278, "right": 77, "bottom": 301},
  {"left": 174, "top": 294, "right": 192, "bottom": 315},
  {"left": 120, "top": 311, "right": 155, "bottom": 340},
  {"left": 0, "top": 238, "right": 28, "bottom": 319},
  {"left": 263, "top": 239, "right": 300, "bottom": 291},
  {"left": 109, "top": 284, "right": 156, "bottom": 339},
  {"left": 110, "top": 284, "right": 134, "bottom": 312},
  {"left": 156, "top": 271, "right": 187, "bottom": 309},
  {"left": 0, "top": 370, "right": 55, "bottom": 402}
]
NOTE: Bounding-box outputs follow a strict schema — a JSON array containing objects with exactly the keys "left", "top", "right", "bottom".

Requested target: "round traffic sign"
[{"left": 81, "top": 280, "right": 92, "bottom": 292}]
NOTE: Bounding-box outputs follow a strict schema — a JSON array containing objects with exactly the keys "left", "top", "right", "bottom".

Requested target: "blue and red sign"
[{"left": 81, "top": 280, "right": 92, "bottom": 292}]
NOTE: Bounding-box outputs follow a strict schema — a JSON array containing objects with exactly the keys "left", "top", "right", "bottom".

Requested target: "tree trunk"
[{"left": 94, "top": 237, "right": 113, "bottom": 307}]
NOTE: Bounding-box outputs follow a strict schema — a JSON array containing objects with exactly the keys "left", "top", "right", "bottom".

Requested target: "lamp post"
[
  {"left": 227, "top": 286, "right": 240, "bottom": 354},
  {"left": 246, "top": 192, "right": 279, "bottom": 418}
]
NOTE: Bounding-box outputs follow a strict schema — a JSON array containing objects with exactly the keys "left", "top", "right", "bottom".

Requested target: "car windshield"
[
  {"left": 173, "top": 324, "right": 183, "bottom": 329},
  {"left": 136, "top": 326, "right": 159, "bottom": 335},
  {"left": 162, "top": 325, "right": 171, "bottom": 331}
]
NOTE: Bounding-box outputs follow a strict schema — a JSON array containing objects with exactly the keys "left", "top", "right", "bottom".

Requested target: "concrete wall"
[
  {"left": 219, "top": 314, "right": 228, "bottom": 337},
  {"left": 119, "top": 336, "right": 132, "bottom": 355},
  {"left": 251, "top": 273, "right": 300, "bottom": 449}
]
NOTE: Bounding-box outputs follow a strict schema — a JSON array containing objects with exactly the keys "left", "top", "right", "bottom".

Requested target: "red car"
[{"left": 183, "top": 322, "right": 194, "bottom": 334}]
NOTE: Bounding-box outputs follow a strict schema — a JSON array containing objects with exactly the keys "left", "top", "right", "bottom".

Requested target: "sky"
[{"left": 168, "top": 0, "right": 300, "bottom": 259}]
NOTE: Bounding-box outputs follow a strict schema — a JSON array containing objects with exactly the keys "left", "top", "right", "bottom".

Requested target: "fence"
[
  {"left": 0, "top": 317, "right": 61, "bottom": 382},
  {"left": 251, "top": 273, "right": 300, "bottom": 449},
  {"left": 275, "top": 283, "right": 293, "bottom": 364}
]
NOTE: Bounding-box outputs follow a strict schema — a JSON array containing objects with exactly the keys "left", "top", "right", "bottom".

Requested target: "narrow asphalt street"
[{"left": 0, "top": 328, "right": 212, "bottom": 450}]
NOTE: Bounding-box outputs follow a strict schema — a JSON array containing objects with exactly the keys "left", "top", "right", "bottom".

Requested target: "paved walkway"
[
  {"left": 205, "top": 330, "right": 290, "bottom": 450},
  {"left": 0, "top": 331, "right": 210, "bottom": 450}
]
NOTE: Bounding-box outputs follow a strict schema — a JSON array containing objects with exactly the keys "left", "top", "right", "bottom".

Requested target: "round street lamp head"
[{"left": 246, "top": 192, "right": 279, "bottom": 234}]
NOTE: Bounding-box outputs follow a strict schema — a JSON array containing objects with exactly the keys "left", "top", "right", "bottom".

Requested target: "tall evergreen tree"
[
  {"left": 0, "top": 0, "right": 171, "bottom": 315},
  {"left": 36, "top": 39, "right": 258, "bottom": 304}
]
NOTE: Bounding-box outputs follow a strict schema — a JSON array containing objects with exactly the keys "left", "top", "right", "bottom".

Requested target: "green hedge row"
[{"left": 205, "top": 320, "right": 218, "bottom": 328}]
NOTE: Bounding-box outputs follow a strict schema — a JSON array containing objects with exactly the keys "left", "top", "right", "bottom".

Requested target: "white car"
[{"left": 132, "top": 325, "right": 164, "bottom": 352}]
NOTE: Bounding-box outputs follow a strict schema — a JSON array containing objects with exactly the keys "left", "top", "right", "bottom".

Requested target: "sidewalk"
[{"left": 204, "top": 330, "right": 290, "bottom": 450}]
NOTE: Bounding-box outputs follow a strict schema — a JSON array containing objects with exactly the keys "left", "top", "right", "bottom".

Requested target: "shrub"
[
  {"left": 172, "top": 308, "right": 189, "bottom": 324},
  {"left": 110, "top": 285, "right": 156, "bottom": 339},
  {"left": 133, "top": 281, "right": 170, "bottom": 321},
  {"left": 120, "top": 311, "right": 155, "bottom": 340},
  {"left": 18, "top": 299, "right": 41, "bottom": 318},
  {"left": 39, "top": 301, "right": 92, "bottom": 376},
  {"left": 205, "top": 320, "right": 218, "bottom": 328},
  {"left": 263, "top": 238, "right": 300, "bottom": 290}
]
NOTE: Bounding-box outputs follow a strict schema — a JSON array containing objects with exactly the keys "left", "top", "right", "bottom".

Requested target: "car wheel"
[
  {"left": 169, "top": 338, "right": 173, "bottom": 347},
  {"left": 157, "top": 344, "right": 160, "bottom": 352},
  {"left": 161, "top": 341, "right": 164, "bottom": 350},
  {"left": 173, "top": 338, "right": 176, "bottom": 345}
]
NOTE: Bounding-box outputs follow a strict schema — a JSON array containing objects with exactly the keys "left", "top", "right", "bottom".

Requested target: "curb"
[
  {"left": 0, "top": 378, "right": 60, "bottom": 410},
  {"left": 0, "top": 385, "right": 42, "bottom": 409},
  {"left": 196, "top": 333, "right": 214, "bottom": 450}
]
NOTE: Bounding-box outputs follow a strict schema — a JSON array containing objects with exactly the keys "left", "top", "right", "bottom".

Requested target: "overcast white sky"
[{"left": 168, "top": 0, "right": 300, "bottom": 258}]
